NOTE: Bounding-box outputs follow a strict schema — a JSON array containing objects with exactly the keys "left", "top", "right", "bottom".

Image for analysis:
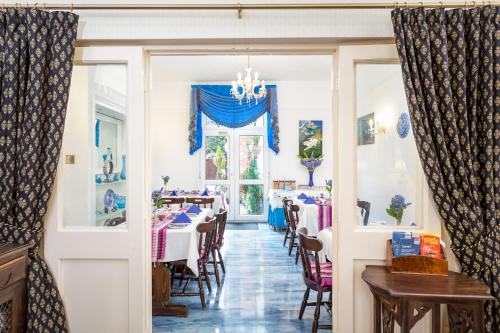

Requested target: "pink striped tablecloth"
[
  {"left": 317, "top": 204, "right": 332, "bottom": 232},
  {"left": 151, "top": 208, "right": 211, "bottom": 276}
]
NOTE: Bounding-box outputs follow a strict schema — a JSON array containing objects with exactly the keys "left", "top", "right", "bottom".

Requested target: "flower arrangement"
[
  {"left": 298, "top": 151, "right": 323, "bottom": 187},
  {"left": 162, "top": 176, "right": 170, "bottom": 188},
  {"left": 386, "top": 194, "right": 412, "bottom": 225}
]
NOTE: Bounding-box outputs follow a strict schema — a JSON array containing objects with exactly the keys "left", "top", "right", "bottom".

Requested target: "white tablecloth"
[
  {"left": 155, "top": 209, "right": 211, "bottom": 276},
  {"left": 317, "top": 227, "right": 333, "bottom": 263},
  {"left": 268, "top": 189, "right": 328, "bottom": 210},
  {"left": 162, "top": 194, "right": 227, "bottom": 214},
  {"left": 295, "top": 198, "right": 321, "bottom": 236}
]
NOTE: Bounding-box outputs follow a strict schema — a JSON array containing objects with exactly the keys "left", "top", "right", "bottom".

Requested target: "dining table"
[
  {"left": 151, "top": 207, "right": 212, "bottom": 317},
  {"left": 317, "top": 227, "right": 333, "bottom": 263},
  {"left": 267, "top": 188, "right": 328, "bottom": 229},
  {"left": 294, "top": 197, "right": 332, "bottom": 237},
  {"left": 162, "top": 192, "right": 227, "bottom": 213}
]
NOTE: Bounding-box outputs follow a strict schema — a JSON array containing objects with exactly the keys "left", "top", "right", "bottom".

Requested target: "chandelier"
[{"left": 230, "top": 55, "right": 267, "bottom": 105}]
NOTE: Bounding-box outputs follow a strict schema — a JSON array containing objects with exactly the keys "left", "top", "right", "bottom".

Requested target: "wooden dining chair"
[
  {"left": 171, "top": 217, "right": 217, "bottom": 309},
  {"left": 287, "top": 204, "right": 301, "bottom": 264},
  {"left": 186, "top": 197, "right": 215, "bottom": 209},
  {"left": 159, "top": 197, "right": 185, "bottom": 208},
  {"left": 212, "top": 209, "right": 228, "bottom": 275},
  {"left": 282, "top": 198, "right": 293, "bottom": 247},
  {"left": 297, "top": 227, "right": 333, "bottom": 333}
]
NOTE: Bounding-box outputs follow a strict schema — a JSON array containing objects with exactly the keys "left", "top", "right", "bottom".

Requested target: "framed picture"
[
  {"left": 299, "top": 120, "right": 323, "bottom": 157},
  {"left": 357, "top": 113, "right": 375, "bottom": 145}
]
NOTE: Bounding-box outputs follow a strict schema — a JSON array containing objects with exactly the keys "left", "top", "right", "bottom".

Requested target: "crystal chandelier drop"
[{"left": 230, "top": 55, "right": 267, "bottom": 105}]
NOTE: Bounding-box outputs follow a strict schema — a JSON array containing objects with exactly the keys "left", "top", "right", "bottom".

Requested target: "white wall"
[
  {"left": 356, "top": 64, "right": 418, "bottom": 226},
  {"left": 150, "top": 57, "right": 333, "bottom": 192}
]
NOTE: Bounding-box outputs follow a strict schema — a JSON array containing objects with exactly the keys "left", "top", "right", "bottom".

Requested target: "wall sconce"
[{"left": 368, "top": 119, "right": 387, "bottom": 135}]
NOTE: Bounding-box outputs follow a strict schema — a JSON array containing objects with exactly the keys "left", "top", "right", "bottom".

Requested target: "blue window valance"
[{"left": 189, "top": 85, "right": 279, "bottom": 155}]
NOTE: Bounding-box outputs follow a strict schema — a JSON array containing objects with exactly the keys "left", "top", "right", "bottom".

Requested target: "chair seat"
[{"left": 310, "top": 262, "right": 333, "bottom": 287}]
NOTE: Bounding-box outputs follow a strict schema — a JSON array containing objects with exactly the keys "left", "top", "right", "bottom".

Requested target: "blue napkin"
[
  {"left": 186, "top": 205, "right": 202, "bottom": 215},
  {"left": 297, "top": 193, "right": 307, "bottom": 200},
  {"left": 170, "top": 190, "right": 177, "bottom": 197},
  {"left": 200, "top": 188, "right": 209, "bottom": 196},
  {"left": 173, "top": 212, "right": 191, "bottom": 224},
  {"left": 304, "top": 197, "right": 316, "bottom": 205}
]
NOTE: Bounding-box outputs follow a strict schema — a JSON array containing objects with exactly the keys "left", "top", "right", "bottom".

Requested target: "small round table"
[{"left": 361, "top": 265, "right": 494, "bottom": 333}]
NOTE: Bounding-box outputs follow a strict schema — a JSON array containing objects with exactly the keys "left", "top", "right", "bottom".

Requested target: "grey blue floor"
[{"left": 152, "top": 224, "right": 332, "bottom": 333}]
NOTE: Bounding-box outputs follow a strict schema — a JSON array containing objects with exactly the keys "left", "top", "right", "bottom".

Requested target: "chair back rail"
[
  {"left": 197, "top": 217, "right": 217, "bottom": 260},
  {"left": 187, "top": 197, "right": 215, "bottom": 209},
  {"left": 159, "top": 197, "right": 185, "bottom": 208},
  {"left": 215, "top": 209, "right": 228, "bottom": 247},
  {"left": 297, "top": 227, "right": 324, "bottom": 285},
  {"left": 282, "top": 198, "right": 293, "bottom": 226},
  {"left": 288, "top": 204, "right": 300, "bottom": 231}
]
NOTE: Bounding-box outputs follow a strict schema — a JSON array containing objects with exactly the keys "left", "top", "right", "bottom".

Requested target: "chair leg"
[
  {"left": 299, "top": 287, "right": 310, "bottom": 320},
  {"left": 283, "top": 227, "right": 290, "bottom": 247},
  {"left": 312, "top": 290, "right": 323, "bottom": 333},
  {"left": 288, "top": 231, "right": 295, "bottom": 256},
  {"left": 295, "top": 245, "right": 300, "bottom": 265},
  {"left": 212, "top": 249, "right": 221, "bottom": 287},
  {"left": 217, "top": 247, "right": 225, "bottom": 274},
  {"left": 197, "top": 271, "right": 206, "bottom": 309},
  {"left": 203, "top": 263, "right": 212, "bottom": 293}
]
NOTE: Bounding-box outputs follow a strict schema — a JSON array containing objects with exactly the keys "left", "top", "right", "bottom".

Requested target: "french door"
[
  {"left": 335, "top": 44, "right": 442, "bottom": 332},
  {"left": 201, "top": 116, "right": 268, "bottom": 221},
  {"left": 44, "top": 47, "right": 148, "bottom": 333}
]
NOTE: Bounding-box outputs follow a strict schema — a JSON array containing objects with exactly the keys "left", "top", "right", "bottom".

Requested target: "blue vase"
[
  {"left": 308, "top": 170, "right": 314, "bottom": 187},
  {"left": 120, "top": 155, "right": 126, "bottom": 180}
]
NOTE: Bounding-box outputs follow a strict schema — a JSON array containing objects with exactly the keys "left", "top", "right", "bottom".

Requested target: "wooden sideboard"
[{"left": 0, "top": 243, "right": 31, "bottom": 333}]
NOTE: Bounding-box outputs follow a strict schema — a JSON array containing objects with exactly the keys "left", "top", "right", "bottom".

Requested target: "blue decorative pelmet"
[{"left": 189, "top": 85, "right": 280, "bottom": 155}]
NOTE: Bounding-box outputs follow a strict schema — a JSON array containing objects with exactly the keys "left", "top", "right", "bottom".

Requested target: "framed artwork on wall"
[
  {"left": 357, "top": 113, "right": 375, "bottom": 145},
  {"left": 299, "top": 120, "right": 323, "bottom": 157}
]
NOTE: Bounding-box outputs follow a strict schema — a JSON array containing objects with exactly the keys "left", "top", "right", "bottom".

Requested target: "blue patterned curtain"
[
  {"left": 189, "top": 85, "right": 279, "bottom": 154},
  {"left": 0, "top": 8, "right": 78, "bottom": 332}
]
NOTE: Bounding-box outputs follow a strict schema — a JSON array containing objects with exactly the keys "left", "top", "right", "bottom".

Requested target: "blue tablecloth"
[{"left": 267, "top": 204, "right": 287, "bottom": 228}]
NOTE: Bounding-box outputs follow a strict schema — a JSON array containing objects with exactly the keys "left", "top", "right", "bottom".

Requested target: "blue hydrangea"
[{"left": 391, "top": 195, "right": 407, "bottom": 210}]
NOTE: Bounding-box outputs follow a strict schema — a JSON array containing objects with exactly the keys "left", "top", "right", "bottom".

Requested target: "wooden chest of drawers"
[{"left": 0, "top": 243, "right": 31, "bottom": 333}]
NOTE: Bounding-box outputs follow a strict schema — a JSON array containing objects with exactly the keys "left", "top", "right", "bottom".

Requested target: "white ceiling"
[{"left": 150, "top": 55, "right": 332, "bottom": 83}]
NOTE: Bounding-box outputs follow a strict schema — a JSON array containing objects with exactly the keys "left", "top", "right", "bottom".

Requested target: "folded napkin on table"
[
  {"left": 297, "top": 193, "right": 308, "bottom": 200},
  {"left": 304, "top": 197, "right": 316, "bottom": 205},
  {"left": 200, "top": 188, "right": 209, "bottom": 196},
  {"left": 172, "top": 212, "right": 191, "bottom": 223},
  {"left": 186, "top": 205, "right": 202, "bottom": 214},
  {"left": 170, "top": 190, "right": 177, "bottom": 196}
]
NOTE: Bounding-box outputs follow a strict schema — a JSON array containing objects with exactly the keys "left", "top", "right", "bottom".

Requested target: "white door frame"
[
  {"left": 45, "top": 46, "right": 149, "bottom": 333},
  {"left": 336, "top": 44, "right": 442, "bottom": 333}
]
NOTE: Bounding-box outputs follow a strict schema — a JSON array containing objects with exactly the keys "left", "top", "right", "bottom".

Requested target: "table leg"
[
  {"left": 399, "top": 300, "right": 411, "bottom": 333},
  {"left": 472, "top": 301, "right": 485, "bottom": 333},
  {"left": 432, "top": 304, "right": 441, "bottom": 333},
  {"left": 374, "top": 294, "right": 381, "bottom": 333},
  {"left": 152, "top": 263, "right": 189, "bottom": 317}
]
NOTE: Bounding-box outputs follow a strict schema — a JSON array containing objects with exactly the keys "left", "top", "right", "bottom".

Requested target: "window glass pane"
[
  {"left": 356, "top": 64, "right": 418, "bottom": 227},
  {"left": 62, "top": 64, "right": 127, "bottom": 227},
  {"left": 205, "top": 136, "right": 229, "bottom": 180},
  {"left": 239, "top": 185, "right": 264, "bottom": 215},
  {"left": 239, "top": 135, "right": 264, "bottom": 180}
]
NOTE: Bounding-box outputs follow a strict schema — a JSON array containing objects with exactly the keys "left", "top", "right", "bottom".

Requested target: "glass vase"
[{"left": 308, "top": 170, "right": 314, "bottom": 187}]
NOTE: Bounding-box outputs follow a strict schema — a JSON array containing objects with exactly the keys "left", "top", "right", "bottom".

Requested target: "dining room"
[{"left": 148, "top": 53, "right": 335, "bottom": 332}]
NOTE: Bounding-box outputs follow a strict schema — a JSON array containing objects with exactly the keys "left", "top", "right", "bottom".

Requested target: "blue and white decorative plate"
[
  {"left": 397, "top": 112, "right": 411, "bottom": 138},
  {"left": 104, "top": 189, "right": 116, "bottom": 211}
]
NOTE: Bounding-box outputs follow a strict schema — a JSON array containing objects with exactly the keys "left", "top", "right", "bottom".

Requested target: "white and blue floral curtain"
[{"left": 189, "top": 85, "right": 279, "bottom": 154}]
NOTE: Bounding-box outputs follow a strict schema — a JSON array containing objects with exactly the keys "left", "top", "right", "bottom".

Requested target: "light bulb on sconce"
[{"left": 368, "top": 118, "right": 387, "bottom": 135}]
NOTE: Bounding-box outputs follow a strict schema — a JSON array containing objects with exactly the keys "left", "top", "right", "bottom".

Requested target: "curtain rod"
[{"left": 4, "top": 2, "right": 499, "bottom": 11}]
